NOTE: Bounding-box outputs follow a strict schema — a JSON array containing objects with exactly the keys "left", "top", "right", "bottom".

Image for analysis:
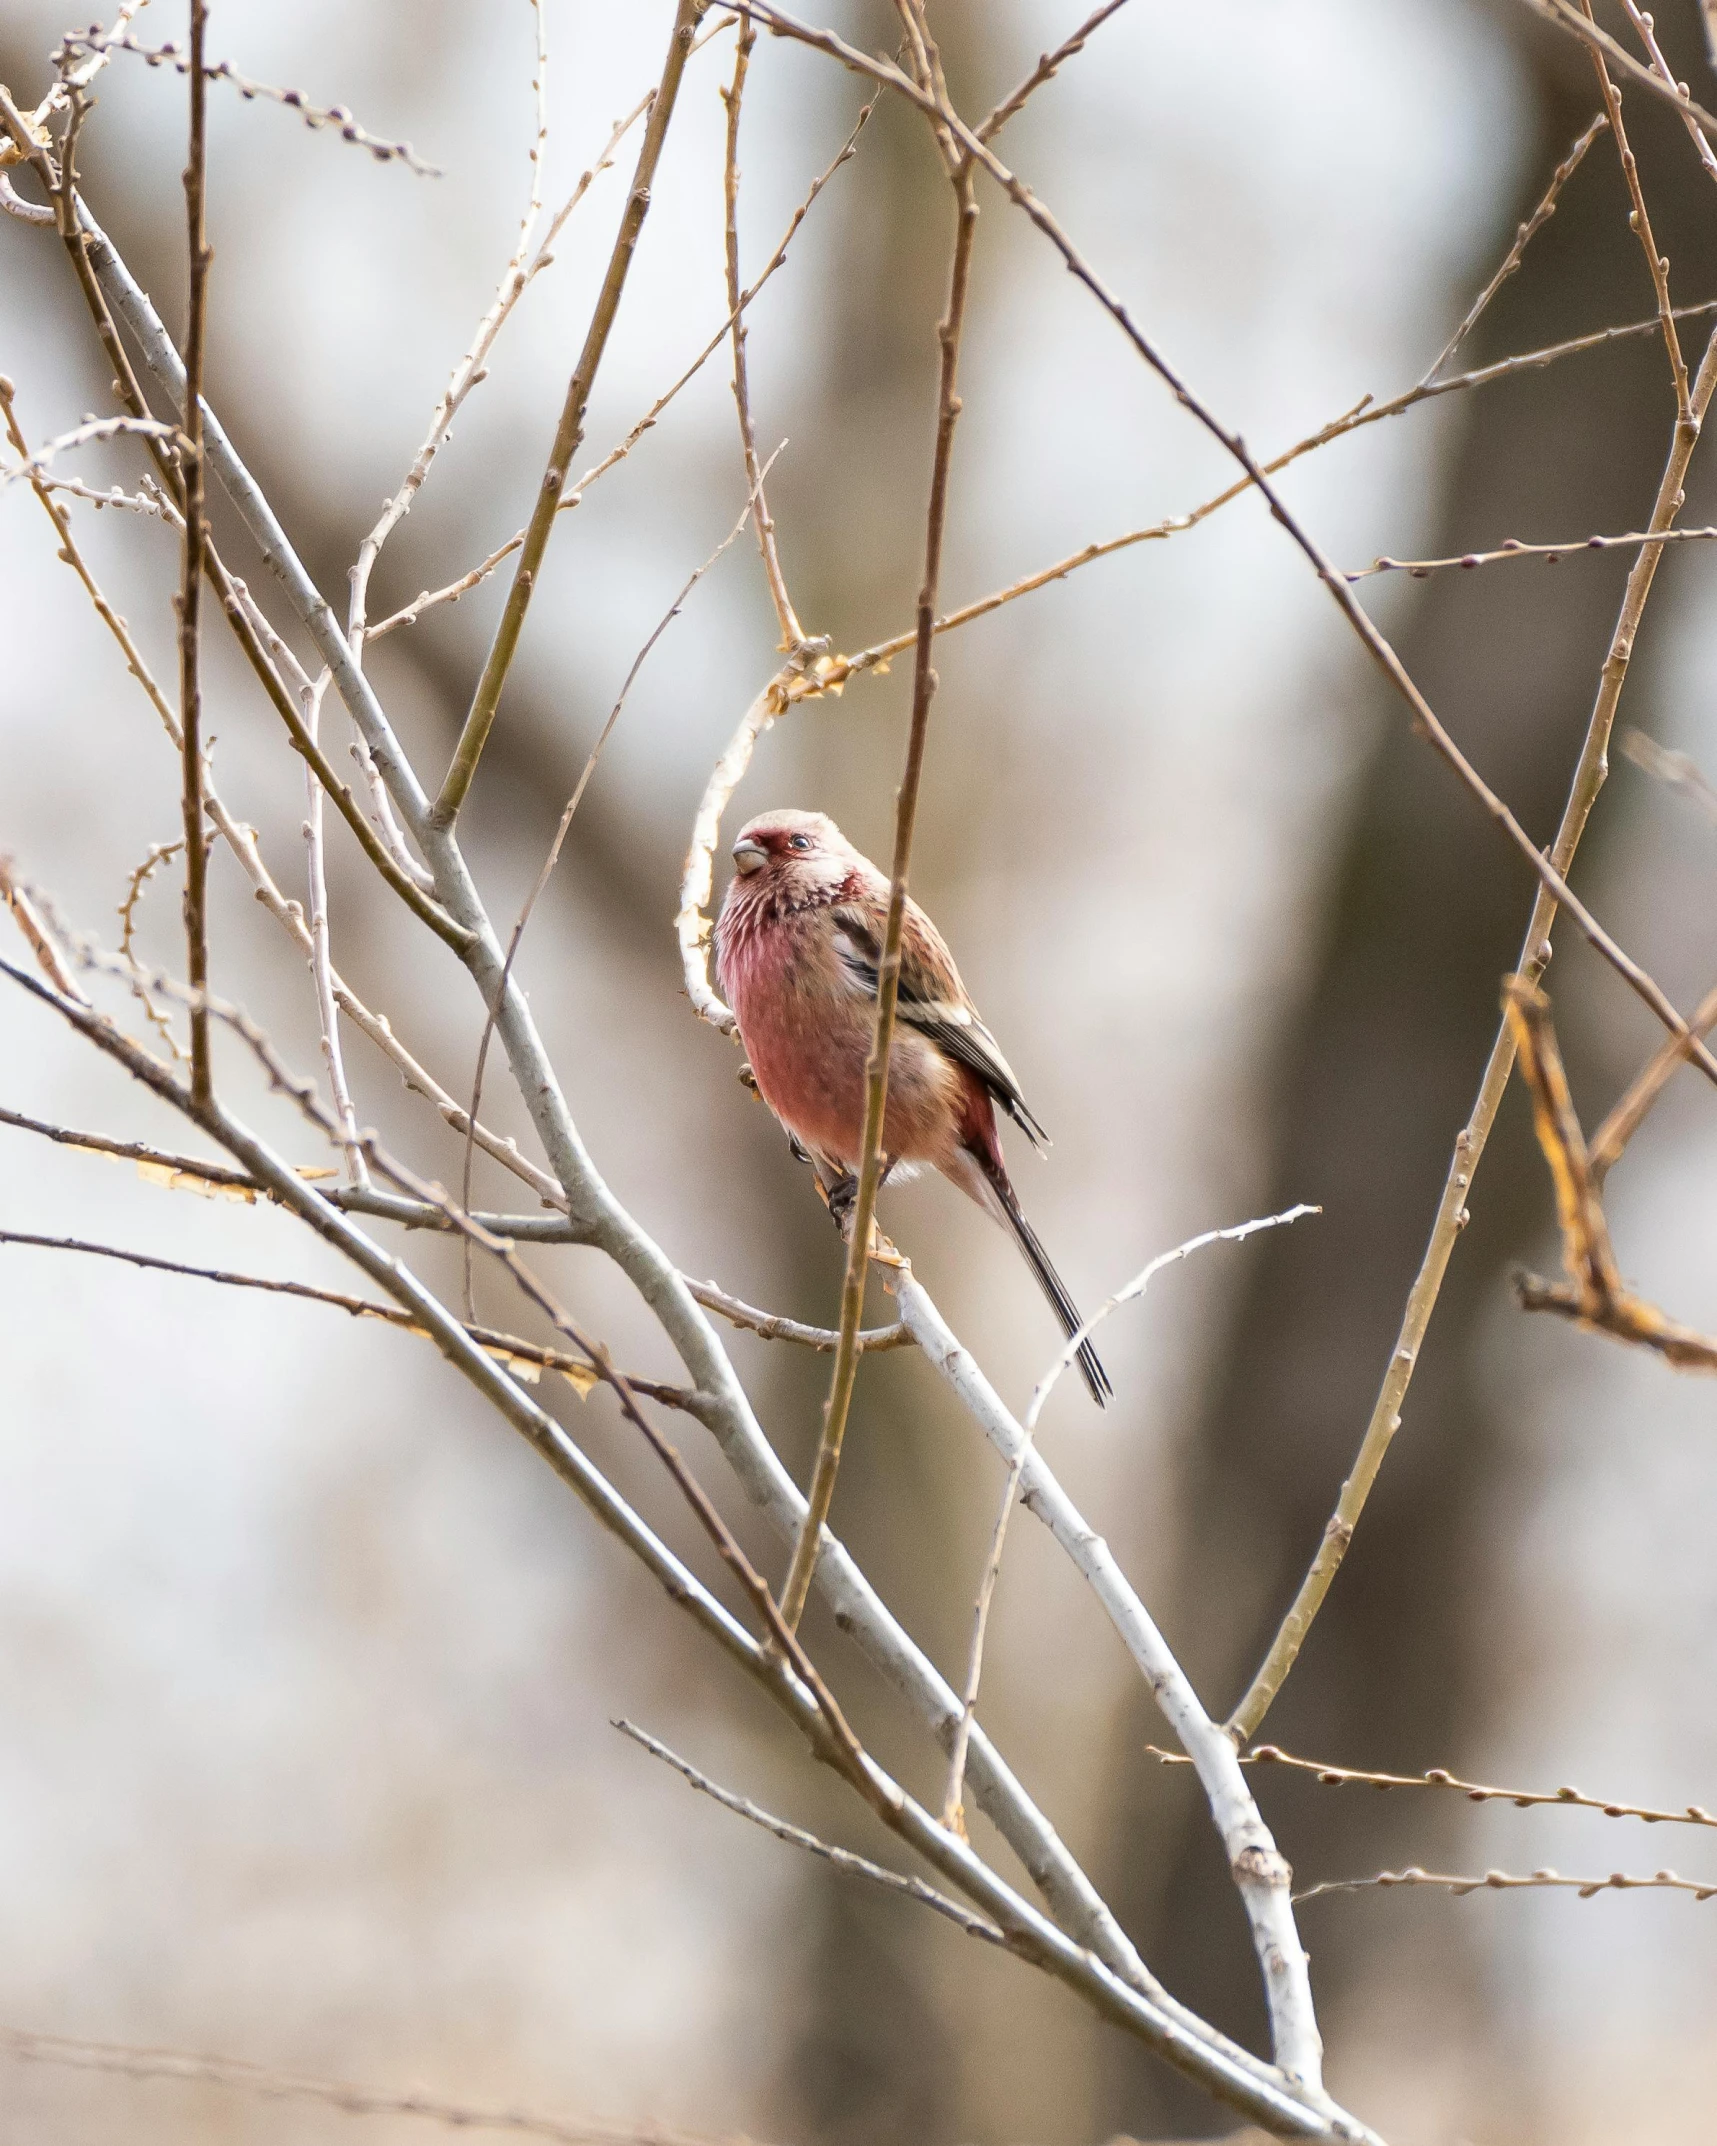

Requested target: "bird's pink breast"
[{"left": 718, "top": 893, "right": 962, "bottom": 1170}]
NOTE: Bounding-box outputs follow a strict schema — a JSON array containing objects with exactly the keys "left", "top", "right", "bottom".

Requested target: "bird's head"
[{"left": 729, "top": 809, "right": 854, "bottom": 901}]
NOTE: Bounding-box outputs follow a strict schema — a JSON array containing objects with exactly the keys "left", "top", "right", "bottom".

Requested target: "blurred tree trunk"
[{"left": 1098, "top": 17, "right": 1717, "bottom": 2135}]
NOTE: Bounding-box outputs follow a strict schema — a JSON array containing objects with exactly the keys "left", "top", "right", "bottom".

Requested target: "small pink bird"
[{"left": 715, "top": 808, "right": 1111, "bottom": 1405}]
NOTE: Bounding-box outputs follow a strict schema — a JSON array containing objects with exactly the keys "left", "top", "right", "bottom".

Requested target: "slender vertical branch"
[
  {"left": 177, "top": 0, "right": 212, "bottom": 1100},
  {"left": 432, "top": 0, "right": 708, "bottom": 828},
  {"left": 778, "top": 157, "right": 979, "bottom": 1630},
  {"left": 722, "top": 19, "right": 803, "bottom": 648},
  {"left": 1582, "top": 0, "right": 1689, "bottom": 420},
  {"left": 1227, "top": 319, "right": 1717, "bottom": 1743},
  {"left": 302, "top": 676, "right": 367, "bottom": 1186}
]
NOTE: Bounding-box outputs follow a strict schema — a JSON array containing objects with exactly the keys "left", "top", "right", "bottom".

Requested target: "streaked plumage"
[{"left": 715, "top": 808, "right": 1111, "bottom": 1405}]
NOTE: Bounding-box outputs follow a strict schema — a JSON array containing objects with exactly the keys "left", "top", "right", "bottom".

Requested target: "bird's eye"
[{"left": 788, "top": 834, "right": 811, "bottom": 852}]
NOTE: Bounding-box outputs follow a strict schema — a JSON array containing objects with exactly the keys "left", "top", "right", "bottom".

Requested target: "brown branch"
[
  {"left": 1520, "top": 0, "right": 1717, "bottom": 143},
  {"left": 1149, "top": 1743, "right": 1717, "bottom": 1831},
  {"left": 0, "top": 860, "right": 90, "bottom": 1004},
  {"left": 53, "top": 30, "right": 443, "bottom": 173},
  {"left": 1589, "top": 972, "right": 1717, "bottom": 1181},
  {"left": 1230, "top": 320, "right": 1717, "bottom": 1740},
  {"left": 1349, "top": 524, "right": 1717, "bottom": 578},
  {"left": 976, "top": 0, "right": 1134, "bottom": 145},
  {"left": 722, "top": 19, "right": 803, "bottom": 648},
  {"left": 1618, "top": 0, "right": 1717, "bottom": 188},
  {"left": 0, "top": 2024, "right": 754, "bottom": 2145},
  {"left": 367, "top": 95, "right": 872, "bottom": 647},
  {"left": 433, "top": 0, "right": 709, "bottom": 826},
  {"left": 1421, "top": 110, "right": 1607, "bottom": 382},
  {"left": 819, "top": 307, "right": 1717, "bottom": 695},
  {"left": 0, "top": 92, "right": 471, "bottom": 955},
  {"left": 0, "top": 1227, "right": 703, "bottom": 1407},
  {"left": 1506, "top": 978, "right": 1717, "bottom": 1371},
  {"left": 456, "top": 465, "right": 772, "bottom": 1312},
  {"left": 1579, "top": 0, "right": 1688, "bottom": 420},
  {"left": 177, "top": 2, "right": 212, "bottom": 1099},
  {"left": 777, "top": 152, "right": 980, "bottom": 1634},
  {"left": 617, "top": 1719, "right": 1006, "bottom": 1944},
  {"left": 1297, "top": 1863, "right": 1717, "bottom": 1905}
]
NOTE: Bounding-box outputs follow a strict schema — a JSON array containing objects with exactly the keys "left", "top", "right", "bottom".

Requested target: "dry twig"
[
  {"left": 1151, "top": 1743, "right": 1717, "bottom": 1831},
  {"left": 1298, "top": 1864, "right": 1717, "bottom": 1905}
]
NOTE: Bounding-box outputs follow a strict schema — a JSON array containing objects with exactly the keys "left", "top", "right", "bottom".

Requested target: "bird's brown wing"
[{"left": 829, "top": 897, "right": 1049, "bottom": 1150}]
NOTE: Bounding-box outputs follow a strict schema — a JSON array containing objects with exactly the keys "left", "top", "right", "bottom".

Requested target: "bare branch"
[
  {"left": 0, "top": 2023, "right": 754, "bottom": 2145},
  {"left": 433, "top": 0, "right": 710, "bottom": 827},
  {"left": 458, "top": 460, "right": 776, "bottom": 1308},
  {"left": 779, "top": 151, "right": 981, "bottom": 1636},
  {"left": 0, "top": 1228, "right": 704, "bottom": 1409},
  {"left": 1349, "top": 524, "right": 1717, "bottom": 578},
  {"left": 1420, "top": 109, "right": 1607, "bottom": 382},
  {"left": 722, "top": 21, "right": 803, "bottom": 648},
  {"left": 55, "top": 28, "right": 442, "bottom": 174},
  {"left": 1152, "top": 1743, "right": 1717, "bottom": 1831},
  {"left": 1230, "top": 315, "right": 1717, "bottom": 1737},
  {"left": 616, "top": 1719, "right": 1006, "bottom": 1944},
  {"left": 1297, "top": 1864, "right": 1717, "bottom": 1905},
  {"left": 366, "top": 95, "right": 872, "bottom": 646},
  {"left": 179, "top": 2, "right": 213, "bottom": 1104},
  {"left": 1578, "top": 0, "right": 1688, "bottom": 420},
  {"left": 893, "top": 1264, "right": 1329, "bottom": 2095},
  {"left": 688, "top": 1278, "right": 910, "bottom": 1352},
  {"left": 977, "top": 1, "right": 1135, "bottom": 143},
  {"left": 1518, "top": 0, "right": 1717, "bottom": 144},
  {"left": 940, "top": 1208, "right": 1318, "bottom": 1833}
]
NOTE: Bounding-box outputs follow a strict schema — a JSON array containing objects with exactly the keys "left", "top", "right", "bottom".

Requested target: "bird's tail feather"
[{"left": 981, "top": 1159, "right": 1112, "bottom": 1407}]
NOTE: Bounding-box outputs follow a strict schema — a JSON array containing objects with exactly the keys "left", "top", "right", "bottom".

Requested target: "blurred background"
[{"left": 3, "top": 3, "right": 1717, "bottom": 2141}]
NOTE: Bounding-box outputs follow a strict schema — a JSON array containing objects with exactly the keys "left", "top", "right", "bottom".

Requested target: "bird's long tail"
[{"left": 974, "top": 1150, "right": 1112, "bottom": 1407}]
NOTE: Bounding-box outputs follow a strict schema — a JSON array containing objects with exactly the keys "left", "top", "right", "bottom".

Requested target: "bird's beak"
[{"left": 731, "top": 839, "right": 766, "bottom": 876}]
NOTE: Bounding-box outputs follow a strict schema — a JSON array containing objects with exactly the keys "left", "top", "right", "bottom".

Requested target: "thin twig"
[
  {"left": 54, "top": 29, "right": 441, "bottom": 173},
  {"left": 177, "top": 0, "right": 212, "bottom": 1101},
  {"left": 1580, "top": 0, "right": 1688, "bottom": 419},
  {"left": 0, "top": 1228, "right": 701, "bottom": 1407},
  {"left": 1618, "top": 0, "right": 1717, "bottom": 187},
  {"left": 814, "top": 300, "right": 1717, "bottom": 695},
  {"left": 617, "top": 1719, "right": 1006, "bottom": 1943},
  {"left": 1420, "top": 110, "right": 1607, "bottom": 383},
  {"left": 456, "top": 458, "right": 776, "bottom": 1313},
  {"left": 0, "top": 862, "right": 90, "bottom": 1004},
  {"left": 0, "top": 410, "right": 179, "bottom": 482},
  {"left": 1507, "top": 976, "right": 1717, "bottom": 1370},
  {"left": 433, "top": 0, "right": 710, "bottom": 827},
  {"left": 116, "top": 838, "right": 188, "bottom": 1059},
  {"left": 21, "top": 144, "right": 1181, "bottom": 2027},
  {"left": 367, "top": 95, "right": 872, "bottom": 647},
  {"left": 976, "top": 1, "right": 1135, "bottom": 144},
  {"left": 1296, "top": 1863, "right": 1717, "bottom": 1904},
  {"left": 1623, "top": 724, "right": 1717, "bottom": 828},
  {"left": 0, "top": 2023, "right": 760, "bottom": 2145},
  {"left": 1590, "top": 982, "right": 1717, "bottom": 1178},
  {"left": 346, "top": 16, "right": 622, "bottom": 669},
  {"left": 940, "top": 1207, "right": 1318, "bottom": 1833},
  {"left": 1150, "top": 1743, "right": 1717, "bottom": 1830},
  {"left": 722, "top": 19, "right": 803, "bottom": 648},
  {"left": 1229, "top": 319, "right": 1717, "bottom": 1741},
  {"left": 301, "top": 674, "right": 367, "bottom": 1185},
  {"left": 1519, "top": 0, "right": 1717, "bottom": 144},
  {"left": 778, "top": 150, "right": 980, "bottom": 1635},
  {"left": 1348, "top": 524, "right": 1717, "bottom": 578},
  {"left": 688, "top": 1279, "right": 910, "bottom": 1351}
]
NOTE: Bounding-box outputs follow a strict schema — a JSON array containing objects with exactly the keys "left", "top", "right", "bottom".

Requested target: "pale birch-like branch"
[{"left": 940, "top": 1207, "right": 1318, "bottom": 1833}]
